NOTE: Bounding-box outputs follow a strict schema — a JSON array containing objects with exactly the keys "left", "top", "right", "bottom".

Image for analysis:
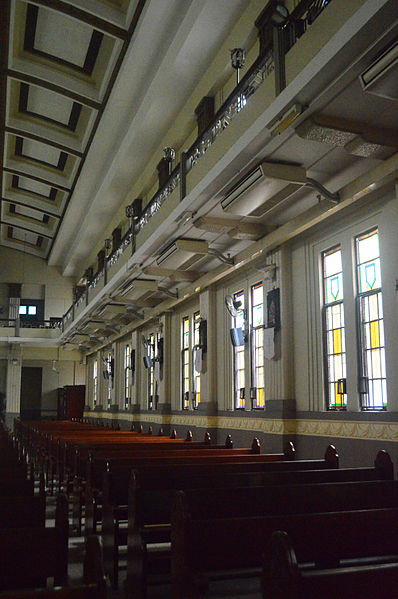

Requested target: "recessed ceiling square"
[
  {"left": 20, "top": 138, "right": 63, "bottom": 168},
  {"left": 26, "top": 85, "right": 74, "bottom": 126},
  {"left": 16, "top": 176, "right": 54, "bottom": 198},
  {"left": 34, "top": 8, "right": 95, "bottom": 69}
]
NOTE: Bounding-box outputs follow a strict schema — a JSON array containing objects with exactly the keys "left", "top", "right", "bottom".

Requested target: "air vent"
[
  {"left": 156, "top": 239, "right": 209, "bottom": 269},
  {"left": 221, "top": 161, "right": 306, "bottom": 217},
  {"left": 360, "top": 41, "right": 398, "bottom": 101},
  {"left": 121, "top": 279, "right": 158, "bottom": 301}
]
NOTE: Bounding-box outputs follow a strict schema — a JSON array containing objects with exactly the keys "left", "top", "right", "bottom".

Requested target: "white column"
[{"left": 6, "top": 345, "right": 22, "bottom": 416}]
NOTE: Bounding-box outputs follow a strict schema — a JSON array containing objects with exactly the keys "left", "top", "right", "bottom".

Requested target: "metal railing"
[
  {"left": 0, "top": 318, "right": 62, "bottom": 330},
  {"left": 61, "top": 0, "right": 334, "bottom": 332}
]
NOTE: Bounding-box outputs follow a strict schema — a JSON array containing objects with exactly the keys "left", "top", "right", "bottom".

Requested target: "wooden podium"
[{"left": 57, "top": 385, "right": 86, "bottom": 420}]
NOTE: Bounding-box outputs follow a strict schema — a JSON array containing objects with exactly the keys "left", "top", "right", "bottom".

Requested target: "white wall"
[{"left": 0, "top": 246, "right": 75, "bottom": 319}]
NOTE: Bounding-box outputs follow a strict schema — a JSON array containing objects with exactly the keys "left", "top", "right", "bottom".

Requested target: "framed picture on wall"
[{"left": 267, "top": 288, "right": 280, "bottom": 331}]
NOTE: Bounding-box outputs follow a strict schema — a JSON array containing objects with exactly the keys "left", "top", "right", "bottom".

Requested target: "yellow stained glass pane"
[
  {"left": 333, "top": 328, "right": 342, "bottom": 354},
  {"left": 257, "top": 387, "right": 264, "bottom": 407},
  {"left": 370, "top": 320, "right": 380, "bottom": 348},
  {"left": 334, "top": 382, "right": 343, "bottom": 407}
]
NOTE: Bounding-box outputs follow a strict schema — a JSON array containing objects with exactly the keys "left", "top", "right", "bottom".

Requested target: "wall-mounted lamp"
[
  {"left": 104, "top": 238, "right": 112, "bottom": 257},
  {"left": 230, "top": 48, "right": 246, "bottom": 84},
  {"left": 270, "top": 3, "right": 290, "bottom": 27},
  {"left": 163, "top": 147, "right": 176, "bottom": 163}
]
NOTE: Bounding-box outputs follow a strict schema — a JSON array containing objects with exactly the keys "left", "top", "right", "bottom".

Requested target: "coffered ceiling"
[
  {"left": 1, "top": 0, "right": 250, "bottom": 269},
  {"left": 0, "top": 0, "right": 144, "bottom": 258}
]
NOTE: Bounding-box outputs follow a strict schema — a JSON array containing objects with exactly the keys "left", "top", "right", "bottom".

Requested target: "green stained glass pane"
[{"left": 253, "top": 304, "right": 263, "bottom": 326}]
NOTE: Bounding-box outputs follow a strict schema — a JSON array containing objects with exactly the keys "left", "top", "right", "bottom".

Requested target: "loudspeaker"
[{"left": 230, "top": 327, "right": 245, "bottom": 347}]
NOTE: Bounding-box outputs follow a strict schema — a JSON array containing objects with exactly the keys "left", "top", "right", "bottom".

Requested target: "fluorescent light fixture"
[{"left": 221, "top": 161, "right": 306, "bottom": 217}]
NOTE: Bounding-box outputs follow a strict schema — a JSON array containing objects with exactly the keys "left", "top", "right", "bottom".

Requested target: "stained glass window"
[
  {"left": 106, "top": 352, "right": 112, "bottom": 408},
  {"left": 182, "top": 317, "right": 190, "bottom": 409},
  {"left": 322, "top": 246, "right": 347, "bottom": 409},
  {"left": 193, "top": 312, "right": 201, "bottom": 408},
  {"left": 251, "top": 282, "right": 264, "bottom": 409},
  {"left": 124, "top": 344, "right": 131, "bottom": 409},
  {"left": 355, "top": 228, "right": 387, "bottom": 410},
  {"left": 93, "top": 359, "right": 98, "bottom": 406},
  {"left": 148, "top": 333, "right": 155, "bottom": 409},
  {"left": 233, "top": 290, "right": 245, "bottom": 409}
]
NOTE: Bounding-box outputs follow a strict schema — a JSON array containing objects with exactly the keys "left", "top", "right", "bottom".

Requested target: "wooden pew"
[
  {"left": 100, "top": 445, "right": 337, "bottom": 589},
  {"left": 263, "top": 529, "right": 398, "bottom": 599},
  {"left": 170, "top": 455, "right": 395, "bottom": 599},
  {"left": 172, "top": 500, "right": 398, "bottom": 598},
  {"left": 51, "top": 431, "right": 235, "bottom": 492},
  {"left": 0, "top": 494, "right": 69, "bottom": 592},
  {"left": 125, "top": 450, "right": 391, "bottom": 597},
  {"left": 71, "top": 436, "right": 274, "bottom": 535},
  {"left": 0, "top": 535, "right": 107, "bottom": 599},
  {"left": 0, "top": 493, "right": 46, "bottom": 528},
  {"left": 82, "top": 442, "right": 297, "bottom": 534}
]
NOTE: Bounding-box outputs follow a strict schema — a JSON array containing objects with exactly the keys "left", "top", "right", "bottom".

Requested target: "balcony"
[
  {"left": 60, "top": 0, "right": 393, "bottom": 336},
  {"left": 0, "top": 318, "right": 62, "bottom": 342}
]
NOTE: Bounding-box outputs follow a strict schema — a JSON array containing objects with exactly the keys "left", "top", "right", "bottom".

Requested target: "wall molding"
[{"left": 84, "top": 411, "right": 398, "bottom": 442}]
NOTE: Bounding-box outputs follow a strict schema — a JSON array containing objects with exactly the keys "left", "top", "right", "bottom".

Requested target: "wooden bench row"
[
  {"left": 16, "top": 419, "right": 398, "bottom": 598},
  {"left": 1, "top": 421, "right": 107, "bottom": 598}
]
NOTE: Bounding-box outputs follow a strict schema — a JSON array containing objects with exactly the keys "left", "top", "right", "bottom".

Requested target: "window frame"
[
  {"left": 192, "top": 311, "right": 201, "bottom": 409},
  {"left": 321, "top": 244, "right": 347, "bottom": 410},
  {"left": 181, "top": 316, "right": 190, "bottom": 409},
  {"left": 355, "top": 227, "right": 387, "bottom": 411},
  {"left": 250, "top": 282, "right": 265, "bottom": 409},
  {"left": 93, "top": 359, "right": 98, "bottom": 407},
  {"left": 232, "top": 289, "right": 246, "bottom": 409},
  {"left": 124, "top": 344, "right": 131, "bottom": 410}
]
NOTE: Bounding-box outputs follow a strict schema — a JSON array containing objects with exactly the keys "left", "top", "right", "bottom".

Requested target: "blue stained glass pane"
[
  {"left": 330, "top": 275, "right": 340, "bottom": 300},
  {"left": 365, "top": 263, "right": 376, "bottom": 289}
]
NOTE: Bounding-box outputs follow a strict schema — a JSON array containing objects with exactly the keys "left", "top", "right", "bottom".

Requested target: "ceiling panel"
[
  {"left": 33, "top": 8, "right": 97, "bottom": 69},
  {"left": 24, "top": 84, "right": 76, "bottom": 127},
  {"left": 1, "top": 0, "right": 144, "bottom": 259}
]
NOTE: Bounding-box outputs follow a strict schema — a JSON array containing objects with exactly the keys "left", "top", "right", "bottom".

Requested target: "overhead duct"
[
  {"left": 97, "top": 303, "right": 126, "bottom": 320},
  {"left": 221, "top": 161, "right": 307, "bottom": 217},
  {"left": 120, "top": 279, "right": 158, "bottom": 301},
  {"left": 360, "top": 40, "right": 398, "bottom": 101},
  {"left": 156, "top": 239, "right": 209, "bottom": 269}
]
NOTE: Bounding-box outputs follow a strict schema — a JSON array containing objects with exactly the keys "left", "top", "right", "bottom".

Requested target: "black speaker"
[
  {"left": 230, "top": 327, "right": 245, "bottom": 347},
  {"left": 143, "top": 356, "right": 152, "bottom": 369}
]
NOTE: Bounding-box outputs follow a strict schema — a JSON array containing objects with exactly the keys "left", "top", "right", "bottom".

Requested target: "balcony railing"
[
  {"left": 0, "top": 318, "right": 62, "bottom": 331},
  {"left": 61, "top": 0, "right": 334, "bottom": 332}
]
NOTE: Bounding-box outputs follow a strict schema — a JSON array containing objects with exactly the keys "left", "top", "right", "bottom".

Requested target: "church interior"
[{"left": 1, "top": 0, "right": 398, "bottom": 596}]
